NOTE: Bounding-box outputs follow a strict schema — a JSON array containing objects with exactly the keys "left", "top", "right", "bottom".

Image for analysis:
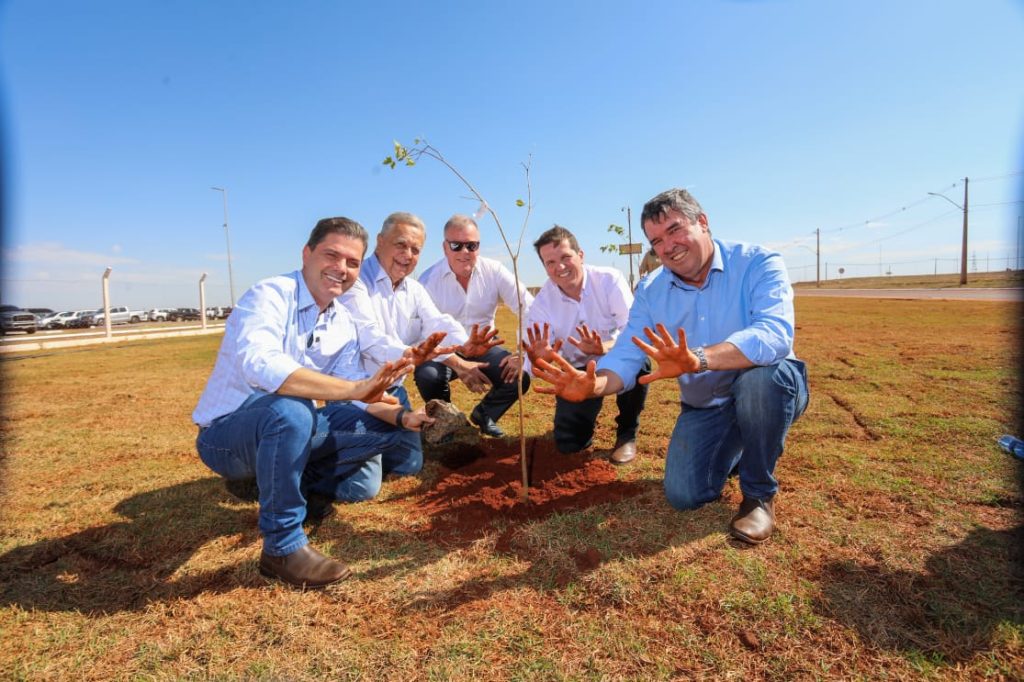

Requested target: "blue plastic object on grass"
[{"left": 997, "top": 435, "right": 1024, "bottom": 460}]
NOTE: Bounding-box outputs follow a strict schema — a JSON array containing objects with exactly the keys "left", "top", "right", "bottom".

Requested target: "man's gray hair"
[
  {"left": 307, "top": 217, "right": 369, "bottom": 254},
  {"left": 380, "top": 211, "right": 426, "bottom": 238},
  {"left": 640, "top": 188, "right": 705, "bottom": 231},
  {"left": 443, "top": 214, "right": 478, "bottom": 236}
]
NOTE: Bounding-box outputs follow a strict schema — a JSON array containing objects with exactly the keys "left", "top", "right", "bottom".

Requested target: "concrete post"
[
  {"left": 199, "top": 273, "right": 208, "bottom": 331},
  {"left": 101, "top": 267, "right": 113, "bottom": 339}
]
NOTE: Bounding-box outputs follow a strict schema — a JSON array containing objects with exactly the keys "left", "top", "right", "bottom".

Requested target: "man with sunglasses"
[
  {"left": 418, "top": 214, "right": 534, "bottom": 437},
  {"left": 193, "top": 217, "right": 437, "bottom": 589},
  {"left": 531, "top": 189, "right": 809, "bottom": 545}
]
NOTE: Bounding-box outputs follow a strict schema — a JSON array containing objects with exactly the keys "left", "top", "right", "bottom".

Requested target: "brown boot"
[
  {"left": 259, "top": 544, "right": 351, "bottom": 589},
  {"left": 729, "top": 495, "right": 776, "bottom": 545}
]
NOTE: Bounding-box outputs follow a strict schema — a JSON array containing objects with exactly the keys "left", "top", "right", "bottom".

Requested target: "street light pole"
[
  {"left": 621, "top": 205, "right": 635, "bottom": 290},
  {"left": 210, "top": 186, "right": 237, "bottom": 307},
  {"left": 928, "top": 177, "right": 968, "bottom": 286}
]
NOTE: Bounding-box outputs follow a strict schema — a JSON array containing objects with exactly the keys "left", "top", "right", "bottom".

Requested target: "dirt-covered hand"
[{"left": 633, "top": 324, "right": 701, "bottom": 384}]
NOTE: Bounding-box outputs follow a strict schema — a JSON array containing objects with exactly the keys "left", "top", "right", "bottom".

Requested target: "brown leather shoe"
[
  {"left": 259, "top": 544, "right": 351, "bottom": 589},
  {"left": 609, "top": 439, "right": 637, "bottom": 465},
  {"left": 729, "top": 495, "right": 776, "bottom": 544}
]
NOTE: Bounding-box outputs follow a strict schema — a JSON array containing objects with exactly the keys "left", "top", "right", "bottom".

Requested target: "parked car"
[
  {"left": 91, "top": 306, "right": 147, "bottom": 326},
  {"left": 66, "top": 310, "right": 100, "bottom": 329},
  {"left": 205, "top": 306, "right": 233, "bottom": 319},
  {"left": 39, "top": 310, "right": 79, "bottom": 329},
  {"left": 168, "top": 307, "right": 202, "bottom": 322},
  {"left": 1, "top": 308, "right": 38, "bottom": 335},
  {"left": 26, "top": 307, "right": 54, "bottom": 322},
  {"left": 147, "top": 308, "right": 172, "bottom": 322}
]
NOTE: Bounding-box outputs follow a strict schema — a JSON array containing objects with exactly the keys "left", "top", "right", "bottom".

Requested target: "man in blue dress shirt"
[
  {"left": 193, "top": 217, "right": 436, "bottom": 589},
  {"left": 532, "top": 189, "right": 809, "bottom": 544}
]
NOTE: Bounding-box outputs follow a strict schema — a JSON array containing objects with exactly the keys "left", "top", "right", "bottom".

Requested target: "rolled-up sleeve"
[
  {"left": 234, "top": 285, "right": 302, "bottom": 392},
  {"left": 724, "top": 252, "right": 794, "bottom": 365}
]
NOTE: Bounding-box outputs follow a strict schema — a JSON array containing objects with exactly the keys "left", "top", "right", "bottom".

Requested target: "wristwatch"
[{"left": 692, "top": 346, "right": 709, "bottom": 373}]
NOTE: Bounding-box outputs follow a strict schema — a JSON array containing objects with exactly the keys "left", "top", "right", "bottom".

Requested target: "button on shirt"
[
  {"left": 356, "top": 253, "right": 468, "bottom": 380},
  {"left": 597, "top": 239, "right": 796, "bottom": 408},
  {"left": 419, "top": 255, "right": 533, "bottom": 329},
  {"left": 525, "top": 264, "right": 633, "bottom": 370},
  {"left": 192, "top": 270, "right": 365, "bottom": 427}
]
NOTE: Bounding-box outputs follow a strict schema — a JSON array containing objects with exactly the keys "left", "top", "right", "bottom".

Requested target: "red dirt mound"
[{"left": 410, "top": 437, "right": 646, "bottom": 545}]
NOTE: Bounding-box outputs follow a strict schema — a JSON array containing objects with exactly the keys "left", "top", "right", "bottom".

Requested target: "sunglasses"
[{"left": 447, "top": 240, "right": 480, "bottom": 252}]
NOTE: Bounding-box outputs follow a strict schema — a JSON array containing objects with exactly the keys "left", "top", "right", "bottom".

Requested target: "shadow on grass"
[
  {"left": 815, "top": 523, "right": 1024, "bottom": 662},
  {"left": 0, "top": 478, "right": 260, "bottom": 614}
]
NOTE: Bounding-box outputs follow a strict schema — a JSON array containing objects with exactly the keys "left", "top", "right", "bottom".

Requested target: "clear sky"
[{"left": 2, "top": 0, "right": 1022, "bottom": 311}]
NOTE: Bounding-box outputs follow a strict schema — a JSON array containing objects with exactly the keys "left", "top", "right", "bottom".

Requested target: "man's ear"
[{"left": 697, "top": 213, "right": 709, "bottom": 231}]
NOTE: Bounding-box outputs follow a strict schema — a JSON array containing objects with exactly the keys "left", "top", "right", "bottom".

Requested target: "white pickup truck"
[{"left": 91, "top": 306, "right": 147, "bottom": 326}]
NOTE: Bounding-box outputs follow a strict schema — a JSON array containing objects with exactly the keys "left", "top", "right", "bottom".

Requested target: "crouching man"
[
  {"left": 192, "top": 217, "right": 434, "bottom": 589},
  {"left": 532, "top": 189, "right": 809, "bottom": 544}
]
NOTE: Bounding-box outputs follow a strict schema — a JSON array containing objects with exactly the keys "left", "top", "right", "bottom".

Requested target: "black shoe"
[
  {"left": 470, "top": 406, "right": 505, "bottom": 437},
  {"left": 303, "top": 493, "right": 336, "bottom": 525},
  {"left": 224, "top": 477, "right": 259, "bottom": 502}
]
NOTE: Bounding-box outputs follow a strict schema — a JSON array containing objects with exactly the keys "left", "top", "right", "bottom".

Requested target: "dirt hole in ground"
[{"left": 408, "top": 437, "right": 647, "bottom": 547}]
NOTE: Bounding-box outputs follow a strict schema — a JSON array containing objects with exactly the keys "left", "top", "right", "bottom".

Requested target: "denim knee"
[
  {"left": 265, "top": 395, "right": 318, "bottom": 439},
  {"left": 663, "top": 478, "right": 710, "bottom": 511}
]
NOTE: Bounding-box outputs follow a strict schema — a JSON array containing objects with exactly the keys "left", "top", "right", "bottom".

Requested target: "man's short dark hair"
[
  {"left": 533, "top": 225, "right": 581, "bottom": 257},
  {"left": 307, "top": 217, "right": 369, "bottom": 254},
  {"left": 640, "top": 189, "right": 705, "bottom": 235}
]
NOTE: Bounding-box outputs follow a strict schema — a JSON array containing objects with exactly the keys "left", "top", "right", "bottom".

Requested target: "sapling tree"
[{"left": 384, "top": 139, "right": 535, "bottom": 501}]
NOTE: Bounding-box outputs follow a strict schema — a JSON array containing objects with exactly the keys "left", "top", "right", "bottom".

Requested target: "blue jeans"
[
  {"left": 196, "top": 392, "right": 419, "bottom": 556},
  {"left": 663, "top": 359, "right": 809, "bottom": 510},
  {"left": 553, "top": 359, "right": 651, "bottom": 453},
  {"left": 413, "top": 345, "right": 530, "bottom": 423}
]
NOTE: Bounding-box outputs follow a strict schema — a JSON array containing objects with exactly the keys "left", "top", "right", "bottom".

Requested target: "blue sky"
[{"left": 2, "top": 0, "right": 1022, "bottom": 311}]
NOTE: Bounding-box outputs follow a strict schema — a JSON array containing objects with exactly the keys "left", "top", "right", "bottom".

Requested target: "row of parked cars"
[{"left": 0, "top": 305, "right": 232, "bottom": 334}]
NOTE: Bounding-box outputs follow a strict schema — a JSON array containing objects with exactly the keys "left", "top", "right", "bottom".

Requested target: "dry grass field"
[{"left": 1, "top": 297, "right": 1021, "bottom": 680}]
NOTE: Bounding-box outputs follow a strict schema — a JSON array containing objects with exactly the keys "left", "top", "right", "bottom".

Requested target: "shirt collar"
[{"left": 294, "top": 270, "right": 336, "bottom": 315}]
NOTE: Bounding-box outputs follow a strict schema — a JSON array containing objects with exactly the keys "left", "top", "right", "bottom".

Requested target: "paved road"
[{"left": 795, "top": 288, "right": 1022, "bottom": 302}]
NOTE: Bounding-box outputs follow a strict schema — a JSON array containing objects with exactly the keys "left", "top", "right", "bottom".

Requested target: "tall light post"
[
  {"left": 621, "top": 205, "right": 637, "bottom": 289},
  {"left": 210, "top": 186, "right": 237, "bottom": 306},
  {"left": 928, "top": 177, "right": 968, "bottom": 286}
]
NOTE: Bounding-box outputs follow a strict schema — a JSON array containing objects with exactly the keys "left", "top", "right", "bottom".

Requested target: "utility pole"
[
  {"left": 928, "top": 177, "right": 969, "bottom": 285},
  {"left": 816, "top": 228, "right": 820, "bottom": 287},
  {"left": 960, "top": 177, "right": 969, "bottom": 284},
  {"left": 1011, "top": 216, "right": 1019, "bottom": 272},
  {"left": 621, "top": 206, "right": 635, "bottom": 290}
]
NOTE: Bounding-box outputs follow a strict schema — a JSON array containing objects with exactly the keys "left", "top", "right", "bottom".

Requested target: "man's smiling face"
[
  {"left": 376, "top": 222, "right": 424, "bottom": 287},
  {"left": 301, "top": 232, "right": 363, "bottom": 308},
  {"left": 539, "top": 238, "right": 585, "bottom": 297},
  {"left": 644, "top": 209, "right": 714, "bottom": 285}
]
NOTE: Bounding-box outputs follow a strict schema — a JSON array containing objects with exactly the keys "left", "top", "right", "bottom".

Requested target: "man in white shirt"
[
  {"left": 353, "top": 211, "right": 503, "bottom": 441},
  {"left": 522, "top": 225, "right": 649, "bottom": 464},
  {"left": 193, "top": 217, "right": 434, "bottom": 590},
  {"left": 418, "top": 214, "right": 534, "bottom": 437}
]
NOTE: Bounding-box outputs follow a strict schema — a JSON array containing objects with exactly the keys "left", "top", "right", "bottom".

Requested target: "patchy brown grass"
[{"left": 1, "top": 299, "right": 1021, "bottom": 680}]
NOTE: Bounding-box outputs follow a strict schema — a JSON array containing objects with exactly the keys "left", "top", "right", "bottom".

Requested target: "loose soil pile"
[{"left": 411, "top": 437, "right": 647, "bottom": 546}]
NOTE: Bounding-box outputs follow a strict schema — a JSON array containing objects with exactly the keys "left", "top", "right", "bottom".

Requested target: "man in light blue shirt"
[
  {"left": 193, "top": 217, "right": 435, "bottom": 589},
  {"left": 533, "top": 189, "right": 809, "bottom": 545}
]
